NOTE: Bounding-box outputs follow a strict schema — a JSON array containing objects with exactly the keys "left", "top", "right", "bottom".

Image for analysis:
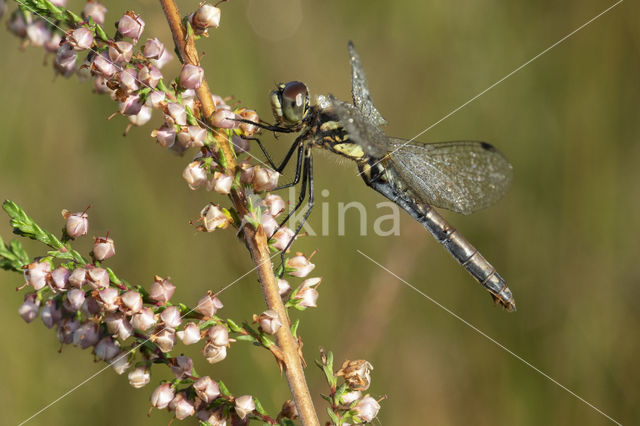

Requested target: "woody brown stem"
[{"left": 158, "top": 1, "right": 319, "bottom": 424}]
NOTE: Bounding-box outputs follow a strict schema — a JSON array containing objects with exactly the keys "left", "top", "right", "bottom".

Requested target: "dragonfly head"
[{"left": 270, "top": 81, "right": 310, "bottom": 128}]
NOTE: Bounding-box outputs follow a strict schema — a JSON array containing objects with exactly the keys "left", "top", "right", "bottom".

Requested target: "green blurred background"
[{"left": 1, "top": 0, "right": 638, "bottom": 424}]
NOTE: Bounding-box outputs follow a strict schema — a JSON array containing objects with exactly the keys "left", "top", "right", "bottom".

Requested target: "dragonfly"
[{"left": 241, "top": 42, "right": 516, "bottom": 311}]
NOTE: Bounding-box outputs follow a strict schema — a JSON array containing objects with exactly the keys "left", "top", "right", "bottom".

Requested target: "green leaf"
[
  {"left": 95, "top": 24, "right": 109, "bottom": 42},
  {"left": 326, "top": 407, "right": 340, "bottom": 425},
  {"left": 217, "top": 380, "right": 231, "bottom": 397},
  {"left": 234, "top": 334, "right": 257, "bottom": 343},
  {"left": 3, "top": 200, "right": 64, "bottom": 249},
  {"left": 290, "top": 319, "right": 300, "bottom": 338},
  {"left": 226, "top": 318, "right": 243, "bottom": 333},
  {"left": 253, "top": 396, "right": 266, "bottom": 415}
]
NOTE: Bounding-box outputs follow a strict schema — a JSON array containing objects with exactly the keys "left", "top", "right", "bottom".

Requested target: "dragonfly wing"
[
  {"left": 323, "top": 96, "right": 389, "bottom": 157},
  {"left": 388, "top": 139, "right": 513, "bottom": 215},
  {"left": 348, "top": 42, "right": 388, "bottom": 127}
]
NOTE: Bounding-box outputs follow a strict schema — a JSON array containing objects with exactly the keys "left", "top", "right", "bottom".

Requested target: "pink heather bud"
[
  {"left": 26, "top": 20, "right": 50, "bottom": 47},
  {"left": 63, "top": 210, "right": 89, "bottom": 238},
  {"left": 7, "top": 10, "right": 29, "bottom": 38},
  {"left": 128, "top": 366, "right": 150, "bottom": 389},
  {"left": 54, "top": 43, "right": 77, "bottom": 78},
  {"left": 68, "top": 27, "right": 93, "bottom": 51},
  {"left": 40, "top": 300, "right": 62, "bottom": 328},
  {"left": 112, "top": 353, "right": 132, "bottom": 375},
  {"left": 294, "top": 278, "right": 321, "bottom": 308},
  {"left": 207, "top": 324, "right": 229, "bottom": 346},
  {"left": 152, "top": 125, "right": 176, "bottom": 148},
  {"left": 252, "top": 166, "right": 280, "bottom": 192},
  {"left": 87, "top": 267, "right": 109, "bottom": 289},
  {"left": 51, "top": 266, "right": 70, "bottom": 291},
  {"left": 151, "top": 383, "right": 175, "bottom": 409},
  {"left": 64, "top": 288, "right": 86, "bottom": 312},
  {"left": 131, "top": 307, "right": 156, "bottom": 331},
  {"left": 138, "top": 64, "right": 162, "bottom": 88},
  {"left": 24, "top": 260, "right": 50, "bottom": 291},
  {"left": 44, "top": 32, "right": 63, "bottom": 53},
  {"left": 91, "top": 51, "right": 116, "bottom": 78},
  {"left": 129, "top": 106, "right": 152, "bottom": 127},
  {"left": 154, "top": 328, "right": 177, "bottom": 353},
  {"left": 211, "top": 109, "right": 238, "bottom": 129},
  {"left": 121, "top": 290, "right": 142, "bottom": 314},
  {"left": 154, "top": 48, "right": 173, "bottom": 69},
  {"left": 143, "top": 37, "right": 165, "bottom": 60},
  {"left": 232, "top": 134, "right": 251, "bottom": 154},
  {"left": 93, "top": 236, "right": 115, "bottom": 261},
  {"left": 160, "top": 306, "right": 182, "bottom": 328},
  {"left": 354, "top": 396, "right": 381, "bottom": 422},
  {"left": 195, "top": 293, "right": 223, "bottom": 317},
  {"left": 18, "top": 294, "right": 39, "bottom": 323},
  {"left": 167, "top": 103, "right": 187, "bottom": 126},
  {"left": 183, "top": 161, "right": 208, "bottom": 190},
  {"left": 170, "top": 355, "right": 193, "bottom": 379},
  {"left": 177, "top": 322, "right": 201, "bottom": 345},
  {"left": 257, "top": 309, "right": 282, "bottom": 335},
  {"left": 72, "top": 321, "right": 100, "bottom": 349},
  {"left": 200, "top": 203, "right": 231, "bottom": 232},
  {"left": 179, "top": 64, "right": 204, "bottom": 89},
  {"left": 337, "top": 360, "right": 373, "bottom": 391},
  {"left": 193, "top": 376, "right": 221, "bottom": 403},
  {"left": 105, "top": 312, "right": 134, "bottom": 340},
  {"left": 110, "top": 353, "right": 132, "bottom": 375},
  {"left": 117, "top": 11, "right": 145, "bottom": 42},
  {"left": 108, "top": 41, "right": 133, "bottom": 65},
  {"left": 341, "top": 390, "right": 362, "bottom": 405},
  {"left": 149, "top": 276, "right": 176, "bottom": 304},
  {"left": 286, "top": 254, "right": 316, "bottom": 277},
  {"left": 98, "top": 287, "right": 119, "bottom": 311},
  {"left": 81, "top": 295, "right": 102, "bottom": 316},
  {"left": 234, "top": 395, "right": 256, "bottom": 420},
  {"left": 93, "top": 76, "right": 112, "bottom": 95},
  {"left": 68, "top": 267, "right": 87, "bottom": 288},
  {"left": 261, "top": 213, "right": 279, "bottom": 237},
  {"left": 278, "top": 278, "right": 292, "bottom": 298},
  {"left": 202, "top": 342, "right": 227, "bottom": 364},
  {"left": 239, "top": 109, "right": 260, "bottom": 136},
  {"left": 57, "top": 318, "right": 80, "bottom": 344},
  {"left": 192, "top": 4, "right": 221, "bottom": 31},
  {"left": 271, "top": 227, "right": 295, "bottom": 251},
  {"left": 119, "top": 94, "right": 143, "bottom": 116},
  {"left": 95, "top": 337, "right": 120, "bottom": 361},
  {"left": 49, "top": 0, "right": 67, "bottom": 6},
  {"left": 169, "top": 393, "right": 195, "bottom": 420},
  {"left": 176, "top": 125, "right": 207, "bottom": 149},
  {"left": 239, "top": 161, "right": 255, "bottom": 184},
  {"left": 207, "top": 171, "right": 233, "bottom": 194},
  {"left": 148, "top": 90, "right": 166, "bottom": 108},
  {"left": 83, "top": 1, "right": 107, "bottom": 26},
  {"left": 197, "top": 409, "right": 226, "bottom": 425},
  {"left": 262, "top": 194, "right": 286, "bottom": 218},
  {"left": 117, "top": 69, "right": 139, "bottom": 93}
]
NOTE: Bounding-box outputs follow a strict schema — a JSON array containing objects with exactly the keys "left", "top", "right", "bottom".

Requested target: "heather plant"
[{"left": 1, "top": 0, "right": 381, "bottom": 424}]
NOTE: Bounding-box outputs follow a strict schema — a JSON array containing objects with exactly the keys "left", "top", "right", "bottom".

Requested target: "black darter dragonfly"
[{"left": 241, "top": 42, "right": 516, "bottom": 311}]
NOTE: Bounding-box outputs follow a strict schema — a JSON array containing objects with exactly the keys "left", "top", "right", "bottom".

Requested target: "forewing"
[
  {"left": 348, "top": 42, "right": 388, "bottom": 127},
  {"left": 388, "top": 139, "right": 513, "bottom": 215},
  {"left": 323, "top": 95, "right": 389, "bottom": 157}
]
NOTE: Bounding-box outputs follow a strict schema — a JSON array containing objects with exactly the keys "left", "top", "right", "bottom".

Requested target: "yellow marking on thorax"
[
  {"left": 319, "top": 120, "right": 340, "bottom": 132},
  {"left": 333, "top": 143, "right": 365, "bottom": 159}
]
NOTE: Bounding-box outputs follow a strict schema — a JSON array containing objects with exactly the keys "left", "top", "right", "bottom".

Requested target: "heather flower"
[
  {"left": 93, "top": 236, "right": 115, "bottom": 260},
  {"left": 239, "top": 109, "right": 260, "bottom": 136},
  {"left": 44, "top": 32, "right": 63, "bottom": 53},
  {"left": 271, "top": 227, "right": 295, "bottom": 251},
  {"left": 116, "top": 69, "right": 139, "bottom": 93},
  {"left": 117, "top": 11, "right": 145, "bottom": 42},
  {"left": 54, "top": 43, "right": 77, "bottom": 78},
  {"left": 7, "top": 10, "right": 29, "bottom": 38},
  {"left": 340, "top": 390, "right": 362, "bottom": 405},
  {"left": 262, "top": 194, "right": 286, "bottom": 218},
  {"left": 128, "top": 366, "right": 150, "bottom": 389},
  {"left": 232, "top": 134, "right": 251, "bottom": 154},
  {"left": 252, "top": 166, "right": 279, "bottom": 192},
  {"left": 207, "top": 171, "right": 233, "bottom": 194},
  {"left": 68, "top": 267, "right": 87, "bottom": 288},
  {"left": 40, "top": 300, "right": 62, "bottom": 328},
  {"left": 111, "top": 353, "right": 131, "bottom": 375},
  {"left": 150, "top": 383, "right": 175, "bottom": 409},
  {"left": 202, "top": 341, "right": 227, "bottom": 364},
  {"left": 160, "top": 306, "right": 182, "bottom": 328},
  {"left": 234, "top": 395, "right": 255, "bottom": 420},
  {"left": 87, "top": 267, "right": 109, "bottom": 289},
  {"left": 108, "top": 41, "right": 133, "bottom": 65},
  {"left": 97, "top": 287, "right": 119, "bottom": 311},
  {"left": 68, "top": 27, "right": 93, "bottom": 51},
  {"left": 179, "top": 64, "right": 204, "bottom": 89},
  {"left": 183, "top": 161, "right": 208, "bottom": 190},
  {"left": 95, "top": 337, "right": 120, "bottom": 361},
  {"left": 153, "top": 328, "right": 176, "bottom": 353},
  {"left": 193, "top": 376, "right": 220, "bottom": 403},
  {"left": 128, "top": 106, "right": 152, "bottom": 126},
  {"left": 26, "top": 20, "right": 50, "bottom": 47},
  {"left": 278, "top": 278, "right": 292, "bottom": 298},
  {"left": 200, "top": 203, "right": 231, "bottom": 231},
  {"left": 57, "top": 318, "right": 81, "bottom": 344},
  {"left": 286, "top": 253, "right": 316, "bottom": 277},
  {"left": 169, "top": 392, "right": 195, "bottom": 420},
  {"left": 353, "top": 396, "right": 381, "bottom": 422},
  {"left": 257, "top": 309, "right": 282, "bottom": 334},
  {"left": 170, "top": 355, "right": 194, "bottom": 379},
  {"left": 91, "top": 51, "right": 116, "bottom": 78},
  {"left": 176, "top": 322, "right": 201, "bottom": 345},
  {"left": 191, "top": 4, "right": 221, "bottom": 32},
  {"left": 83, "top": 1, "right": 107, "bottom": 26},
  {"left": 121, "top": 290, "right": 143, "bottom": 314},
  {"left": 119, "top": 94, "right": 144, "bottom": 116},
  {"left": 24, "top": 260, "right": 50, "bottom": 290},
  {"left": 195, "top": 293, "right": 223, "bottom": 317},
  {"left": 260, "top": 213, "right": 279, "bottom": 237},
  {"left": 152, "top": 125, "right": 176, "bottom": 148},
  {"left": 167, "top": 102, "right": 187, "bottom": 126},
  {"left": 137, "top": 64, "right": 162, "bottom": 88},
  {"left": 294, "top": 278, "right": 321, "bottom": 309},
  {"left": 18, "top": 294, "right": 39, "bottom": 323},
  {"left": 131, "top": 307, "right": 156, "bottom": 331},
  {"left": 72, "top": 321, "right": 100, "bottom": 349},
  {"left": 149, "top": 276, "right": 175, "bottom": 304},
  {"left": 210, "top": 109, "right": 237, "bottom": 129},
  {"left": 63, "top": 210, "right": 88, "bottom": 238},
  {"left": 64, "top": 288, "right": 86, "bottom": 312}
]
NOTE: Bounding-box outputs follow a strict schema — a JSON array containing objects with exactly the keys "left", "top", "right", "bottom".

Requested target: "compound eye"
[{"left": 280, "top": 81, "right": 309, "bottom": 124}]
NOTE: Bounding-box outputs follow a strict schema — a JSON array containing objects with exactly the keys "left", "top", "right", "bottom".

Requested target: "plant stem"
[{"left": 158, "top": 1, "right": 319, "bottom": 424}]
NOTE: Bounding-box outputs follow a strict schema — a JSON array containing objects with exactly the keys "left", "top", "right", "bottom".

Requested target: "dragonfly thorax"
[{"left": 270, "top": 81, "right": 310, "bottom": 130}]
